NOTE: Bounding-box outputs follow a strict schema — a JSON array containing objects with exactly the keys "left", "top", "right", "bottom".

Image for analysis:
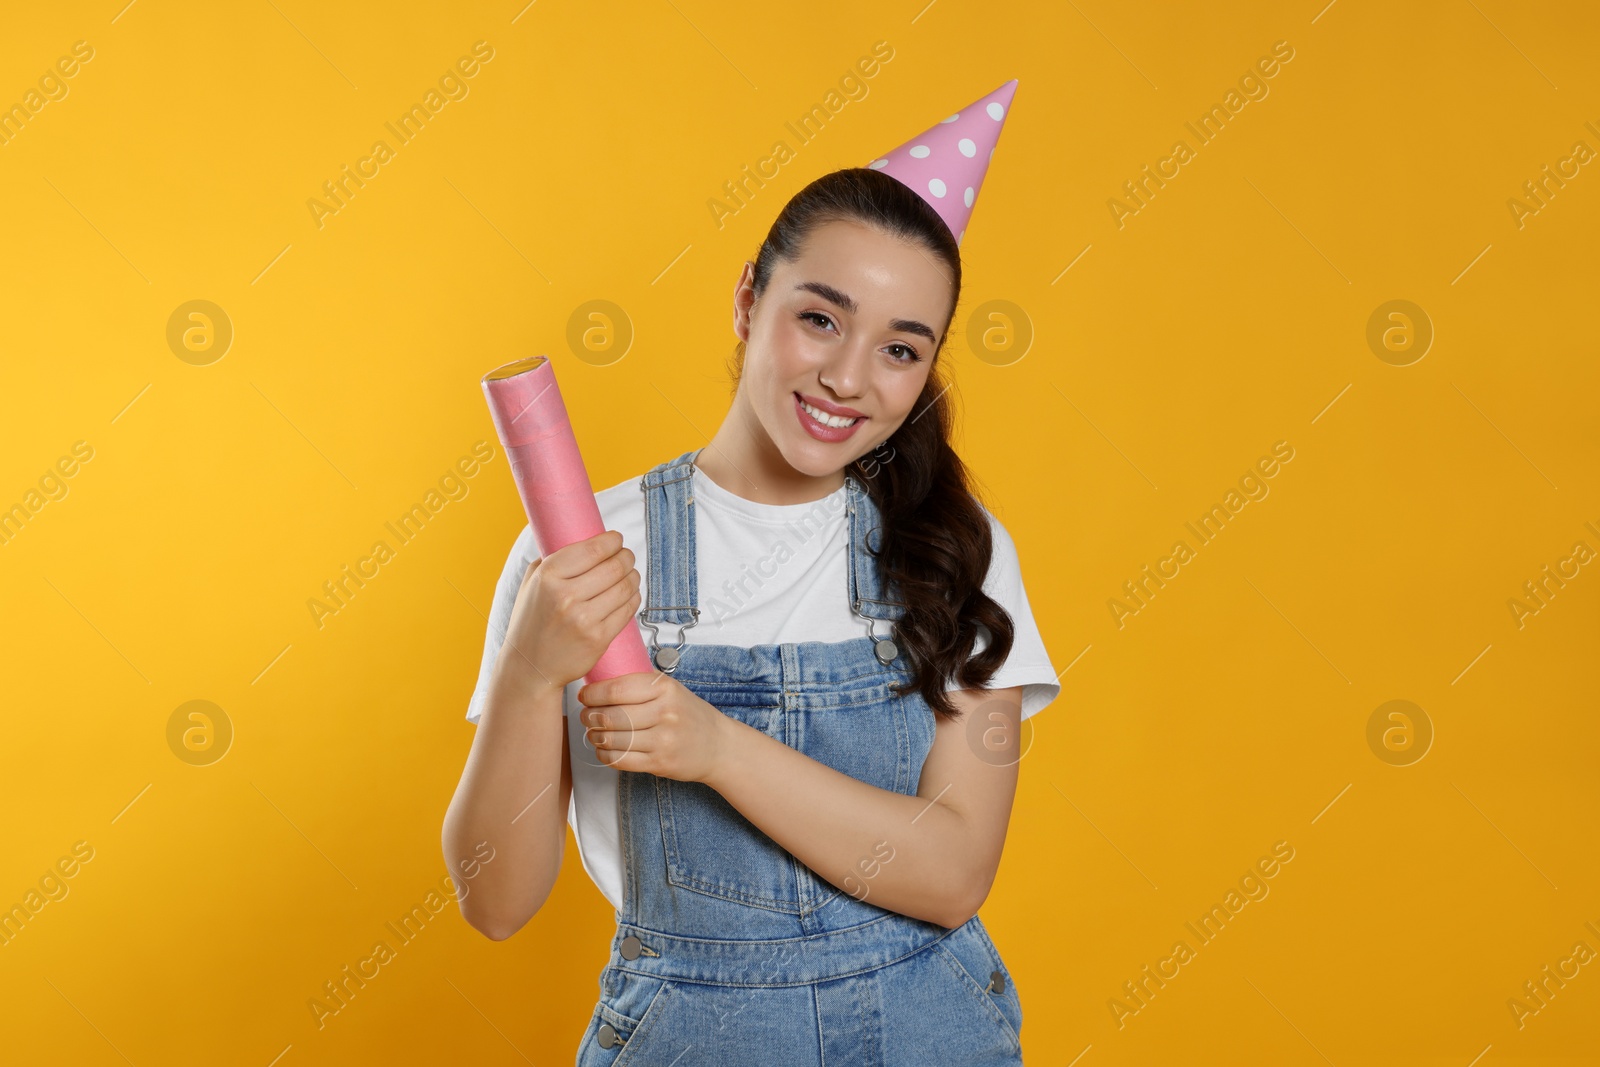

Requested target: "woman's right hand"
[{"left": 495, "top": 529, "right": 642, "bottom": 694}]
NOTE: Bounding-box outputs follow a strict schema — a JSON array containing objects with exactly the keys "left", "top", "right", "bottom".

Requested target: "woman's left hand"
[{"left": 576, "top": 673, "right": 732, "bottom": 783}]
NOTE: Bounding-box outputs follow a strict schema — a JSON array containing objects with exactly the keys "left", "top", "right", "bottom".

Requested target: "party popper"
[{"left": 481, "top": 356, "right": 653, "bottom": 682}]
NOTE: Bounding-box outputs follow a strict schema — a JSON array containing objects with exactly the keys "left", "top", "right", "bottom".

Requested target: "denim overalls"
[{"left": 575, "top": 448, "right": 1024, "bottom": 1066}]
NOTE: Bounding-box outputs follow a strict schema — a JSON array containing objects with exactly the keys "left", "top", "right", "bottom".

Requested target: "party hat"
[{"left": 866, "top": 79, "right": 1018, "bottom": 247}]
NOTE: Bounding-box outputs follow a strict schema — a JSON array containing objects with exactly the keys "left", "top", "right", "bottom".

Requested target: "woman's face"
[{"left": 732, "top": 218, "right": 953, "bottom": 479}]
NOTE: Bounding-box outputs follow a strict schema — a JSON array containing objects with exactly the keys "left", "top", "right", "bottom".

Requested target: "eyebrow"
[{"left": 794, "top": 281, "right": 937, "bottom": 344}]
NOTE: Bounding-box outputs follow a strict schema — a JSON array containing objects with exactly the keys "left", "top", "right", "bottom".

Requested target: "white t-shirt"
[{"left": 465, "top": 465, "right": 1060, "bottom": 912}]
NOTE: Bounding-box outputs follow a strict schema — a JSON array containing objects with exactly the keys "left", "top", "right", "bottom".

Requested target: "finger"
[
  {"left": 584, "top": 567, "right": 642, "bottom": 624},
  {"left": 544, "top": 529, "right": 630, "bottom": 582},
  {"left": 594, "top": 743, "right": 644, "bottom": 771},
  {"left": 594, "top": 582, "right": 643, "bottom": 643},
  {"left": 558, "top": 584, "right": 641, "bottom": 671},
  {"left": 578, "top": 669, "right": 652, "bottom": 707},
  {"left": 570, "top": 540, "right": 638, "bottom": 598},
  {"left": 580, "top": 702, "right": 656, "bottom": 732},
  {"left": 586, "top": 725, "right": 654, "bottom": 756},
  {"left": 557, "top": 544, "right": 640, "bottom": 610}
]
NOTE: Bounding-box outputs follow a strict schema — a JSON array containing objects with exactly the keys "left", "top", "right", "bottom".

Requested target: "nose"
[{"left": 818, "top": 341, "right": 872, "bottom": 401}]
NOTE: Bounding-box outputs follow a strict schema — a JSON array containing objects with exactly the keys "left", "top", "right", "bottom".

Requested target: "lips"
[
  {"left": 796, "top": 392, "right": 865, "bottom": 419},
  {"left": 793, "top": 392, "right": 865, "bottom": 443}
]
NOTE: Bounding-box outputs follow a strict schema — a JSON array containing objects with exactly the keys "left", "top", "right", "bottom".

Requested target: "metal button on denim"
[
  {"left": 989, "top": 969, "right": 1006, "bottom": 994},
  {"left": 597, "top": 1022, "right": 620, "bottom": 1049},
  {"left": 619, "top": 935, "right": 642, "bottom": 960}
]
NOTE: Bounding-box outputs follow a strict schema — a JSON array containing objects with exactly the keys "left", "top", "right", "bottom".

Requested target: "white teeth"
[{"left": 799, "top": 399, "right": 860, "bottom": 429}]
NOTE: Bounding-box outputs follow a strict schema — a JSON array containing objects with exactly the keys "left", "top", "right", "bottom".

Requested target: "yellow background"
[{"left": 2, "top": 1, "right": 1596, "bottom": 1064}]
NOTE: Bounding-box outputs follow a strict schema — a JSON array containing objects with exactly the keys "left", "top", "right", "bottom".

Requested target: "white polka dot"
[
  {"left": 909, "top": 144, "right": 930, "bottom": 159},
  {"left": 987, "top": 102, "right": 1004, "bottom": 120},
  {"left": 964, "top": 186, "right": 974, "bottom": 206},
  {"left": 928, "top": 178, "right": 946, "bottom": 198},
  {"left": 957, "top": 229, "right": 964, "bottom": 246},
  {"left": 868, "top": 158, "right": 888, "bottom": 169},
  {"left": 941, "top": 112, "right": 960, "bottom": 123},
  {"left": 958, "top": 138, "right": 976, "bottom": 157}
]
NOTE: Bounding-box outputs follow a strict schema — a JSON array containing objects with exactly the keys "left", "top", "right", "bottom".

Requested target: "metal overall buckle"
[
  {"left": 864, "top": 613, "right": 899, "bottom": 665},
  {"left": 847, "top": 494, "right": 901, "bottom": 666},
  {"left": 638, "top": 607, "right": 699, "bottom": 673}
]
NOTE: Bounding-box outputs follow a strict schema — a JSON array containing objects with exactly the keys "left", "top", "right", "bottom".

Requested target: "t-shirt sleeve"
[
  {"left": 465, "top": 523, "right": 540, "bottom": 726},
  {"left": 945, "top": 508, "right": 1060, "bottom": 721}
]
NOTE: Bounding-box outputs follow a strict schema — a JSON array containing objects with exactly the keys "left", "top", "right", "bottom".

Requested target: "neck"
[{"left": 697, "top": 398, "right": 847, "bottom": 506}]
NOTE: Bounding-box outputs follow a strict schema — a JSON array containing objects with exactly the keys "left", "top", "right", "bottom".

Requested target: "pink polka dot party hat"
[{"left": 866, "top": 79, "right": 1018, "bottom": 247}]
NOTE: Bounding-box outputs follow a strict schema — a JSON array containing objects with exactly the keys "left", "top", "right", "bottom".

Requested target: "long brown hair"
[{"left": 727, "top": 166, "right": 1015, "bottom": 721}]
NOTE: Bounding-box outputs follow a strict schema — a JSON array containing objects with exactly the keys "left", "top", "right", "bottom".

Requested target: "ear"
[{"left": 732, "top": 261, "right": 757, "bottom": 341}]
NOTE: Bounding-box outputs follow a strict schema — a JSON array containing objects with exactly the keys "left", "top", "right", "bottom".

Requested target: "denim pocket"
[
  {"left": 654, "top": 704, "right": 808, "bottom": 911},
  {"left": 967, "top": 919, "right": 1023, "bottom": 1039},
  {"left": 655, "top": 777, "right": 805, "bottom": 911},
  {"left": 580, "top": 968, "right": 673, "bottom": 1066},
  {"left": 930, "top": 934, "right": 1023, "bottom": 1054}
]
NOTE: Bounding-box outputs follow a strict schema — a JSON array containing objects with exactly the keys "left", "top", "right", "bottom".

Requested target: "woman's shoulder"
[
  {"left": 596, "top": 469, "right": 651, "bottom": 528},
  {"left": 595, "top": 467, "right": 647, "bottom": 505},
  {"left": 973, "top": 501, "right": 1022, "bottom": 571}
]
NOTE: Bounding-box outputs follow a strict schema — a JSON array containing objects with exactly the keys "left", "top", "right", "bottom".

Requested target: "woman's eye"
[{"left": 801, "top": 311, "right": 920, "bottom": 363}]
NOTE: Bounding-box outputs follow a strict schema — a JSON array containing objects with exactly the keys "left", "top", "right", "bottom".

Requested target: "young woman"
[{"left": 444, "top": 83, "right": 1058, "bottom": 1065}]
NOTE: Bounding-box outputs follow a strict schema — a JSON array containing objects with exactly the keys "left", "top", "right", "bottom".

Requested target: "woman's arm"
[
  {"left": 444, "top": 529, "right": 640, "bottom": 941},
  {"left": 442, "top": 658, "right": 572, "bottom": 940},
  {"left": 701, "top": 686, "right": 1024, "bottom": 928}
]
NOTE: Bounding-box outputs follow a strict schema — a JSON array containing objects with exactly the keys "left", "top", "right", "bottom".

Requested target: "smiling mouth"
[
  {"left": 797, "top": 397, "right": 863, "bottom": 428},
  {"left": 793, "top": 392, "right": 866, "bottom": 443}
]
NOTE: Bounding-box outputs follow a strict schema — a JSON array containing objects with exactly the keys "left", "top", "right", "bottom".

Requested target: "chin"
[
  {"left": 776, "top": 440, "right": 848, "bottom": 478},
  {"left": 762, "top": 419, "right": 848, "bottom": 477}
]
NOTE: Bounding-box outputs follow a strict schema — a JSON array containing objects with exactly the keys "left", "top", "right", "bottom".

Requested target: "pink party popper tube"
[{"left": 481, "top": 356, "right": 653, "bottom": 683}]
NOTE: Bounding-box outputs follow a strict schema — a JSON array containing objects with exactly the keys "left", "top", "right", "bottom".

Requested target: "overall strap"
[
  {"left": 845, "top": 475, "right": 908, "bottom": 623},
  {"left": 636, "top": 449, "right": 908, "bottom": 670},
  {"left": 638, "top": 448, "right": 700, "bottom": 626}
]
